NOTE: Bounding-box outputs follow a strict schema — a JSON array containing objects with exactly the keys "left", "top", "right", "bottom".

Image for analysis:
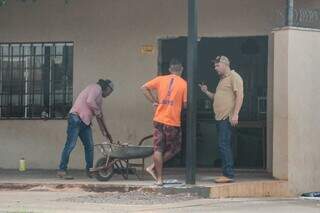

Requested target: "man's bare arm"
[
  {"left": 230, "top": 90, "right": 244, "bottom": 126},
  {"left": 233, "top": 90, "right": 244, "bottom": 116},
  {"left": 141, "top": 86, "right": 158, "bottom": 105},
  {"left": 205, "top": 91, "right": 215, "bottom": 100},
  {"left": 183, "top": 101, "right": 187, "bottom": 109},
  {"left": 198, "top": 84, "right": 214, "bottom": 100}
]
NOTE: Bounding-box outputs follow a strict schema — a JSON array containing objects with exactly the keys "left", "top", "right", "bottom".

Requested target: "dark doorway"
[{"left": 158, "top": 36, "right": 268, "bottom": 169}]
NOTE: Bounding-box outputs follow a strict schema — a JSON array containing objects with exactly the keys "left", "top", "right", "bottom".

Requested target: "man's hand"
[
  {"left": 153, "top": 102, "right": 159, "bottom": 108},
  {"left": 198, "top": 83, "right": 208, "bottom": 93},
  {"left": 96, "top": 113, "right": 103, "bottom": 119},
  {"left": 198, "top": 83, "right": 214, "bottom": 100},
  {"left": 142, "top": 87, "right": 159, "bottom": 106},
  {"left": 230, "top": 114, "right": 239, "bottom": 127}
]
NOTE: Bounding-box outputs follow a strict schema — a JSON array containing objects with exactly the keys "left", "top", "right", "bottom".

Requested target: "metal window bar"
[
  {"left": 30, "top": 44, "right": 36, "bottom": 118},
  {"left": 52, "top": 44, "right": 56, "bottom": 118}
]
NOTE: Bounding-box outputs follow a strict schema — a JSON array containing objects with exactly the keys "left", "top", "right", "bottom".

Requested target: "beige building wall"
[
  {"left": 0, "top": 0, "right": 317, "bottom": 170},
  {"left": 287, "top": 28, "right": 320, "bottom": 194},
  {"left": 272, "top": 27, "right": 320, "bottom": 194}
]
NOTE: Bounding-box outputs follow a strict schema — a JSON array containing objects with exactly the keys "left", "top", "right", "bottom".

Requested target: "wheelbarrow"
[{"left": 89, "top": 135, "right": 154, "bottom": 181}]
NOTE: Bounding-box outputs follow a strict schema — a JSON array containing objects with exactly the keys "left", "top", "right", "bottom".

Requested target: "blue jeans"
[
  {"left": 216, "top": 119, "right": 234, "bottom": 178},
  {"left": 59, "top": 113, "right": 94, "bottom": 171}
]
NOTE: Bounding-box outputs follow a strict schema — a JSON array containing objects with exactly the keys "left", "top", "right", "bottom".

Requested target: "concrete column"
[
  {"left": 266, "top": 34, "right": 274, "bottom": 173},
  {"left": 271, "top": 29, "right": 289, "bottom": 180},
  {"left": 272, "top": 27, "right": 320, "bottom": 194}
]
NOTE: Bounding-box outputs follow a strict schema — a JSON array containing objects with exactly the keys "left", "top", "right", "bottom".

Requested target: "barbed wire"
[{"left": 274, "top": 8, "right": 320, "bottom": 29}]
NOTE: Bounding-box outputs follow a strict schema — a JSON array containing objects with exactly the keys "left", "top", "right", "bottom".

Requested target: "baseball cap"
[
  {"left": 97, "top": 79, "right": 114, "bottom": 91},
  {"left": 212, "top": 56, "right": 230, "bottom": 65}
]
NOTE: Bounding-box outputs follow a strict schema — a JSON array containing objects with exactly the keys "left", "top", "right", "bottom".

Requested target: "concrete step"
[{"left": 208, "top": 180, "right": 291, "bottom": 198}]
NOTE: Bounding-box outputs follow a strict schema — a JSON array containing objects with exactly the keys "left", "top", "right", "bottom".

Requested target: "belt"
[{"left": 70, "top": 112, "right": 79, "bottom": 116}]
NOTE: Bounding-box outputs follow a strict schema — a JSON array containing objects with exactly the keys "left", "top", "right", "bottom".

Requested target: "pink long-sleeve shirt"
[{"left": 70, "top": 84, "right": 103, "bottom": 125}]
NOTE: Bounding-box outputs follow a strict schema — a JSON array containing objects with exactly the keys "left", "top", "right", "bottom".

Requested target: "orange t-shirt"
[{"left": 143, "top": 74, "right": 187, "bottom": 127}]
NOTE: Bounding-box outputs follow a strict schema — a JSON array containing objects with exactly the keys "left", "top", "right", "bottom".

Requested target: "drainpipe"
[{"left": 286, "top": 0, "right": 294, "bottom": 26}]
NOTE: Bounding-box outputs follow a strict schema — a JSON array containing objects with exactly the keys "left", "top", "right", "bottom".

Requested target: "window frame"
[{"left": 0, "top": 41, "right": 74, "bottom": 120}]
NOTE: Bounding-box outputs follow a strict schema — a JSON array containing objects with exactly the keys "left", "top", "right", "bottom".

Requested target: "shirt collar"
[{"left": 221, "top": 69, "right": 232, "bottom": 79}]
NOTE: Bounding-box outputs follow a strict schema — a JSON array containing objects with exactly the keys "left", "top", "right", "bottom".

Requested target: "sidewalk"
[{"left": 0, "top": 169, "right": 290, "bottom": 198}]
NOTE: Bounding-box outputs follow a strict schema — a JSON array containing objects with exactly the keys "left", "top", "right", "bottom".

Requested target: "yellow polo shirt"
[{"left": 213, "top": 70, "right": 243, "bottom": 121}]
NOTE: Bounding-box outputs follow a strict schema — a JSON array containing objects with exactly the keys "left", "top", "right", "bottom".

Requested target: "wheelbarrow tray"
[{"left": 106, "top": 144, "right": 153, "bottom": 159}]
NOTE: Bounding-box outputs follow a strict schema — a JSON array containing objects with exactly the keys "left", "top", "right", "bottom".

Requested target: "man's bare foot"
[
  {"left": 146, "top": 167, "right": 157, "bottom": 181},
  {"left": 56, "top": 170, "right": 74, "bottom": 180},
  {"left": 214, "top": 176, "right": 234, "bottom": 183},
  {"left": 155, "top": 180, "right": 163, "bottom": 186}
]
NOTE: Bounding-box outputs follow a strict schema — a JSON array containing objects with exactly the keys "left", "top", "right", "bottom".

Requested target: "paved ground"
[
  {"left": 0, "top": 191, "right": 319, "bottom": 213},
  {"left": 0, "top": 169, "right": 304, "bottom": 212},
  {"left": 0, "top": 169, "right": 274, "bottom": 187},
  {"left": 0, "top": 169, "right": 292, "bottom": 203}
]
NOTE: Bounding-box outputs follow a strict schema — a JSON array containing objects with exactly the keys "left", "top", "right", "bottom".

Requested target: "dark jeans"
[
  {"left": 216, "top": 119, "right": 234, "bottom": 179},
  {"left": 59, "top": 113, "right": 94, "bottom": 171}
]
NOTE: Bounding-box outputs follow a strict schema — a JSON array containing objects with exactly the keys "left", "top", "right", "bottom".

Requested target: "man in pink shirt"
[{"left": 57, "top": 79, "right": 114, "bottom": 179}]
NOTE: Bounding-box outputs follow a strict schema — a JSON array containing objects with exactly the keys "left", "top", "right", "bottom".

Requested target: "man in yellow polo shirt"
[{"left": 199, "top": 56, "right": 244, "bottom": 183}]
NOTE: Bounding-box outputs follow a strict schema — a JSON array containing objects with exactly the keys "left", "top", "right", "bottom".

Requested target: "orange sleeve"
[{"left": 143, "top": 76, "right": 161, "bottom": 90}]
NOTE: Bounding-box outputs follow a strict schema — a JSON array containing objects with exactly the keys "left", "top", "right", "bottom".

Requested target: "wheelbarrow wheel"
[{"left": 95, "top": 157, "right": 114, "bottom": 182}]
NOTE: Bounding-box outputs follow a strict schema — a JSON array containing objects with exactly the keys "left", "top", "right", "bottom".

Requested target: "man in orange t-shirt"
[{"left": 141, "top": 59, "right": 187, "bottom": 186}]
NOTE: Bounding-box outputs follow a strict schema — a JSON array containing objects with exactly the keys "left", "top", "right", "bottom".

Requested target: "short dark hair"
[
  {"left": 169, "top": 59, "right": 183, "bottom": 72},
  {"left": 169, "top": 58, "right": 182, "bottom": 66}
]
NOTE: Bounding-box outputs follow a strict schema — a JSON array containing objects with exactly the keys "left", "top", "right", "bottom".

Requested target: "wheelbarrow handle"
[
  {"left": 97, "top": 116, "right": 114, "bottom": 143},
  {"left": 138, "top": 134, "right": 153, "bottom": 146},
  {"left": 105, "top": 135, "right": 113, "bottom": 143}
]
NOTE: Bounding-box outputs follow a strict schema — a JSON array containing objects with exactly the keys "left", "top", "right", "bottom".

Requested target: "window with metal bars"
[{"left": 0, "top": 42, "right": 73, "bottom": 119}]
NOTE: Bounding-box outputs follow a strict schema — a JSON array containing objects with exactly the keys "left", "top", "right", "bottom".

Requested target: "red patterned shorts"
[{"left": 153, "top": 122, "right": 182, "bottom": 156}]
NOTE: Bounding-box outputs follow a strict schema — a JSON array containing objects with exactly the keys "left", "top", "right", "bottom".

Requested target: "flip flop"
[
  {"left": 56, "top": 171, "right": 74, "bottom": 180},
  {"left": 154, "top": 182, "right": 164, "bottom": 187},
  {"left": 163, "top": 179, "right": 182, "bottom": 184},
  {"left": 214, "top": 177, "right": 234, "bottom": 183},
  {"left": 63, "top": 175, "right": 74, "bottom": 180}
]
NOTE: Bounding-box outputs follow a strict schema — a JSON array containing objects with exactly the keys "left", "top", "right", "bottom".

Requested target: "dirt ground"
[{"left": 0, "top": 191, "right": 319, "bottom": 213}]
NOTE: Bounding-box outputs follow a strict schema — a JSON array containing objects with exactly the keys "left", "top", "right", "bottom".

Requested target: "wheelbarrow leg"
[
  {"left": 114, "top": 160, "right": 129, "bottom": 180},
  {"left": 141, "top": 158, "right": 145, "bottom": 179},
  {"left": 121, "top": 160, "right": 129, "bottom": 180},
  {"left": 131, "top": 159, "right": 145, "bottom": 181},
  {"left": 126, "top": 160, "right": 129, "bottom": 178}
]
